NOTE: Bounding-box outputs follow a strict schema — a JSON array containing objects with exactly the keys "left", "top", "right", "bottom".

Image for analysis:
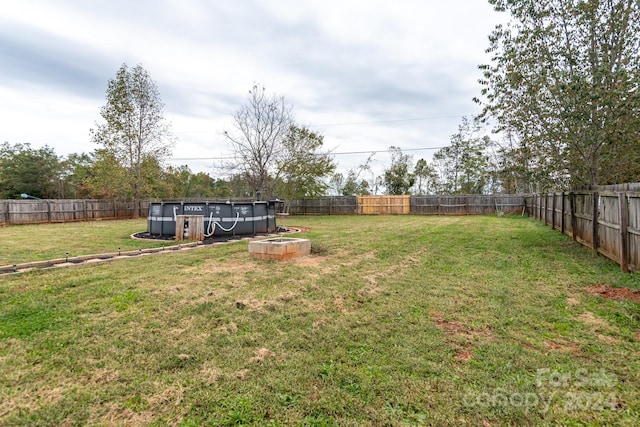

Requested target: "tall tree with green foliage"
[
  {"left": 433, "top": 117, "right": 492, "bottom": 194},
  {"left": 91, "top": 63, "right": 174, "bottom": 200},
  {"left": 383, "top": 146, "right": 415, "bottom": 195},
  {"left": 59, "top": 152, "right": 94, "bottom": 199},
  {"left": 477, "top": 0, "right": 640, "bottom": 188},
  {"left": 0, "top": 142, "right": 62, "bottom": 199},
  {"left": 413, "top": 158, "right": 439, "bottom": 195},
  {"left": 275, "top": 126, "right": 336, "bottom": 198}
]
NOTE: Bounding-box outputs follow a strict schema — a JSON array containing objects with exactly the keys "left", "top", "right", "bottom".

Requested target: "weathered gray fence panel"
[
  {"left": 287, "top": 197, "right": 358, "bottom": 215},
  {"left": 410, "top": 194, "right": 525, "bottom": 216},
  {"left": 0, "top": 200, "right": 151, "bottom": 225},
  {"left": 527, "top": 188, "right": 640, "bottom": 273}
]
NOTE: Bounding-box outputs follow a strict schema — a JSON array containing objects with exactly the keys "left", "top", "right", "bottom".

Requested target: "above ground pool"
[{"left": 147, "top": 200, "right": 279, "bottom": 239}]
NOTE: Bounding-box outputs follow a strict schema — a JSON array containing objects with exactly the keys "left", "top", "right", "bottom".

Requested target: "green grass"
[
  {"left": 0, "top": 219, "right": 166, "bottom": 265},
  {"left": 1, "top": 215, "right": 639, "bottom": 426}
]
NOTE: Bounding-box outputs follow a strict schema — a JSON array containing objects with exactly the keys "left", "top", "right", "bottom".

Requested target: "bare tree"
[{"left": 223, "top": 84, "right": 293, "bottom": 198}]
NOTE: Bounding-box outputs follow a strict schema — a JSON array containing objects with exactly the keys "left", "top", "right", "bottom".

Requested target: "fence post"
[
  {"left": 592, "top": 191, "right": 599, "bottom": 253},
  {"left": 618, "top": 192, "right": 629, "bottom": 272},
  {"left": 552, "top": 193, "right": 556, "bottom": 230},
  {"left": 561, "top": 192, "right": 566, "bottom": 234}
]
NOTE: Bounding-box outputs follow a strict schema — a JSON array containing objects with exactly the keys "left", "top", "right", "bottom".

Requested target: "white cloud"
[{"left": 0, "top": 0, "right": 505, "bottom": 177}]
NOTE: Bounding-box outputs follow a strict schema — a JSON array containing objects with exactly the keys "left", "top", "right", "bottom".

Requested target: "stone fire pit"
[{"left": 248, "top": 237, "right": 311, "bottom": 261}]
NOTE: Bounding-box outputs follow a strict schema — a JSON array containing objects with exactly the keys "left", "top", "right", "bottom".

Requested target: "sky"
[{"left": 0, "top": 0, "right": 506, "bottom": 178}]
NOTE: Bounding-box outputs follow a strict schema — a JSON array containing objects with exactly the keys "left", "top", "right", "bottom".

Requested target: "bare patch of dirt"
[
  {"left": 543, "top": 340, "right": 581, "bottom": 354},
  {"left": 454, "top": 348, "right": 475, "bottom": 362},
  {"left": 429, "top": 311, "right": 480, "bottom": 339},
  {"left": 587, "top": 284, "right": 640, "bottom": 302}
]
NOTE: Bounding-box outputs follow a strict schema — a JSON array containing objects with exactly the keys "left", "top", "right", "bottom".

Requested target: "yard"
[{"left": 1, "top": 215, "right": 639, "bottom": 425}]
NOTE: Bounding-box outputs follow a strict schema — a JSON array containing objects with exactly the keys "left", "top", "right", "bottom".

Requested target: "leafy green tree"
[
  {"left": 91, "top": 63, "right": 175, "bottom": 200},
  {"left": 383, "top": 146, "right": 415, "bottom": 195},
  {"left": 0, "top": 142, "right": 62, "bottom": 199},
  {"left": 341, "top": 172, "right": 370, "bottom": 196},
  {"left": 275, "top": 126, "right": 336, "bottom": 199},
  {"left": 329, "top": 173, "right": 345, "bottom": 196},
  {"left": 433, "top": 117, "right": 492, "bottom": 194},
  {"left": 163, "top": 165, "right": 220, "bottom": 198},
  {"left": 210, "top": 178, "right": 233, "bottom": 198},
  {"left": 59, "top": 152, "right": 94, "bottom": 198},
  {"left": 477, "top": 0, "right": 640, "bottom": 187},
  {"left": 413, "top": 158, "right": 439, "bottom": 195},
  {"left": 84, "top": 149, "right": 129, "bottom": 199}
]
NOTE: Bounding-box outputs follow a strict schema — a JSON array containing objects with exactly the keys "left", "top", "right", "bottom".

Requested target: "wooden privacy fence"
[
  {"left": 411, "top": 194, "right": 525, "bottom": 215},
  {"left": 527, "top": 190, "right": 640, "bottom": 273},
  {"left": 0, "top": 199, "right": 149, "bottom": 225},
  {"left": 357, "top": 195, "right": 410, "bottom": 214},
  {"left": 284, "top": 195, "right": 526, "bottom": 216},
  {"left": 285, "top": 196, "right": 358, "bottom": 215}
]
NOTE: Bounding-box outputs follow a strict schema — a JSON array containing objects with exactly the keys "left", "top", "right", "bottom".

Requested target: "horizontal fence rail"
[{"left": 527, "top": 186, "right": 640, "bottom": 273}]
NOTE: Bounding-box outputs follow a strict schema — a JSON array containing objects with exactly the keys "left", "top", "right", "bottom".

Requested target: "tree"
[
  {"left": 433, "top": 117, "right": 492, "bottom": 194},
  {"left": 477, "top": 0, "right": 640, "bottom": 187},
  {"left": 413, "top": 158, "right": 439, "bottom": 195},
  {"left": 223, "top": 84, "right": 293, "bottom": 198},
  {"left": 335, "top": 154, "right": 376, "bottom": 196},
  {"left": 0, "top": 142, "right": 62, "bottom": 199},
  {"left": 60, "top": 152, "right": 94, "bottom": 198},
  {"left": 84, "top": 149, "right": 129, "bottom": 199},
  {"left": 91, "top": 63, "right": 174, "bottom": 200},
  {"left": 383, "top": 146, "right": 415, "bottom": 195},
  {"left": 163, "top": 165, "right": 220, "bottom": 198},
  {"left": 275, "top": 126, "right": 336, "bottom": 198}
]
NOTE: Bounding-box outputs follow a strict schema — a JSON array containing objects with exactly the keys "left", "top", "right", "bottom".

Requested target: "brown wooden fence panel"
[
  {"left": 357, "top": 195, "right": 410, "bottom": 214},
  {"left": 411, "top": 194, "right": 525, "bottom": 216}
]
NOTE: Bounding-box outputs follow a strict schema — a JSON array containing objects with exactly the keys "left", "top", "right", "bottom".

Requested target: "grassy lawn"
[
  {"left": 1, "top": 215, "right": 639, "bottom": 426},
  {"left": 0, "top": 219, "right": 164, "bottom": 265}
]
